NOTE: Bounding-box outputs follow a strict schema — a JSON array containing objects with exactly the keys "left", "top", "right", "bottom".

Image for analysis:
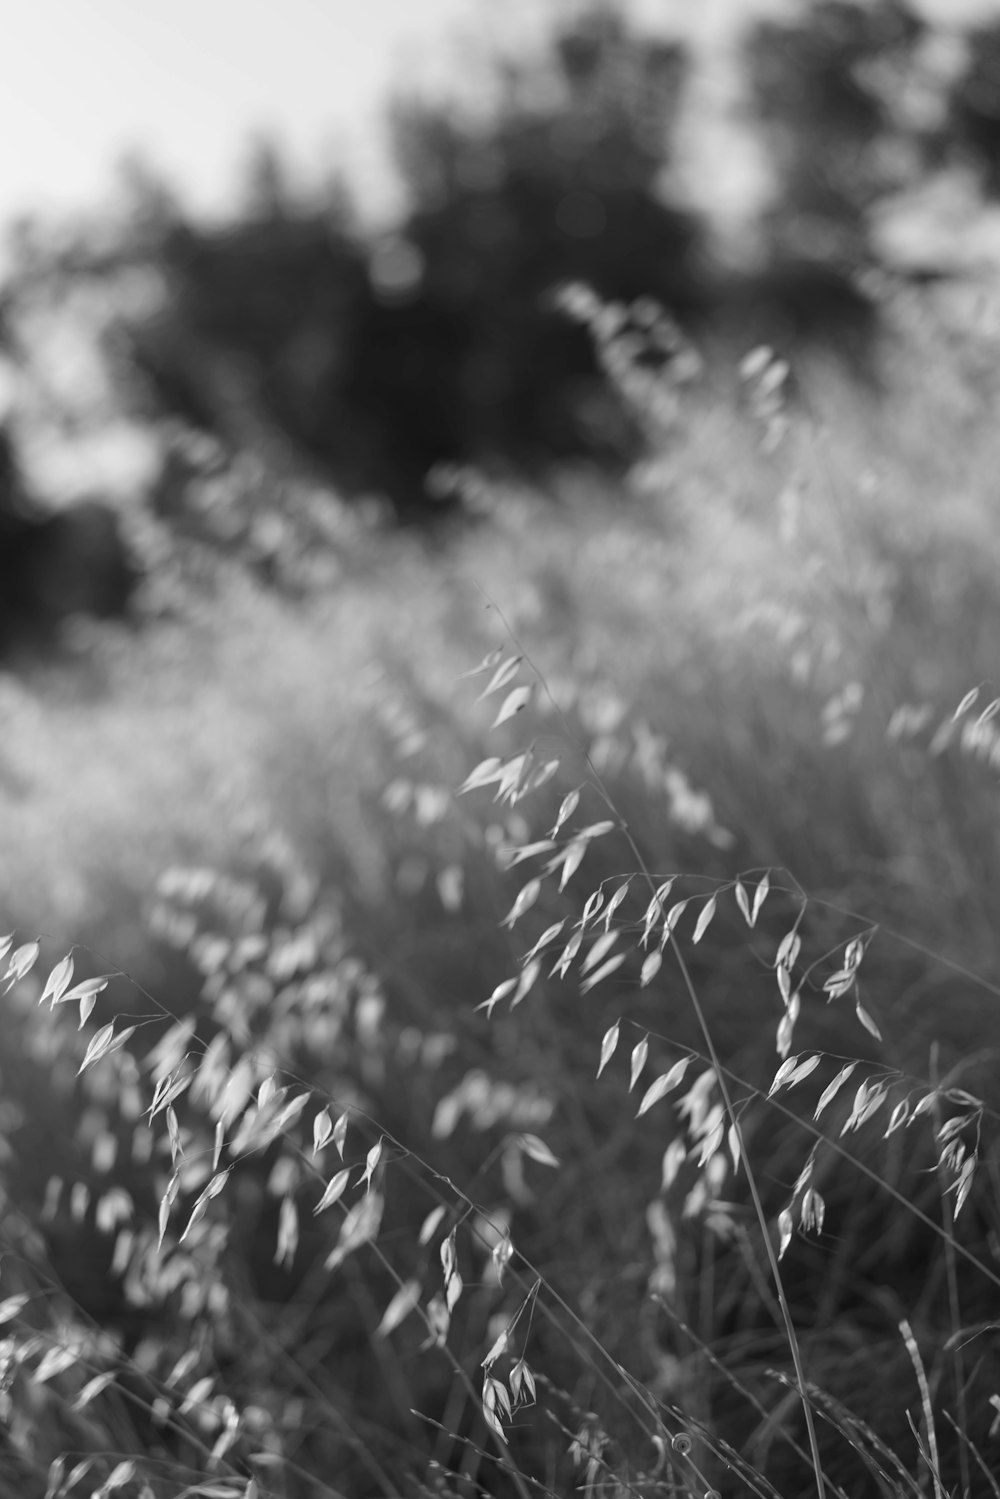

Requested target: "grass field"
[{"left": 2, "top": 289, "right": 1000, "bottom": 1497}]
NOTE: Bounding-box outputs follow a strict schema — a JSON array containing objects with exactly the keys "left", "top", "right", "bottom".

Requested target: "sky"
[
  {"left": 3, "top": 0, "right": 1000, "bottom": 231},
  {"left": 3, "top": 0, "right": 557, "bottom": 226}
]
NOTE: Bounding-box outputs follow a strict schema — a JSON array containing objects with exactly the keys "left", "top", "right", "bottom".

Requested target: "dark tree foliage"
[
  {"left": 131, "top": 213, "right": 369, "bottom": 450},
  {"left": 126, "top": 9, "right": 706, "bottom": 513},
  {"left": 121, "top": 1, "right": 977, "bottom": 518},
  {"left": 746, "top": 0, "right": 925, "bottom": 260},
  {"left": 728, "top": 0, "right": 937, "bottom": 372},
  {"left": 0, "top": 428, "right": 138, "bottom": 655},
  {"left": 366, "top": 8, "right": 706, "bottom": 480},
  {"left": 949, "top": 22, "right": 1000, "bottom": 195}
]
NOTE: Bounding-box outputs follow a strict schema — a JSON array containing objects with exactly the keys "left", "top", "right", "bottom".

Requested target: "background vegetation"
[{"left": 2, "top": 2, "right": 1000, "bottom": 1496}]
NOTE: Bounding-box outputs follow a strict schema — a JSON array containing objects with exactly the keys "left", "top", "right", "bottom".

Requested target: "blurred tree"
[
  {"left": 949, "top": 22, "right": 1000, "bottom": 195},
  {"left": 240, "top": 137, "right": 300, "bottom": 224},
  {"left": 122, "top": 13, "right": 707, "bottom": 513},
  {"left": 134, "top": 5, "right": 986, "bottom": 510},
  {"left": 124, "top": 152, "right": 371, "bottom": 478},
  {"left": 729, "top": 0, "right": 940, "bottom": 369},
  {"left": 745, "top": 0, "right": 926, "bottom": 263},
  {"left": 361, "top": 4, "right": 706, "bottom": 479},
  {"left": 0, "top": 427, "right": 138, "bottom": 655},
  {"left": 115, "top": 153, "right": 186, "bottom": 252}
]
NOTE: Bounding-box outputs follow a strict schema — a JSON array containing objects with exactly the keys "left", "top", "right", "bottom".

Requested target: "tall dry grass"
[{"left": 2, "top": 284, "right": 1000, "bottom": 1496}]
